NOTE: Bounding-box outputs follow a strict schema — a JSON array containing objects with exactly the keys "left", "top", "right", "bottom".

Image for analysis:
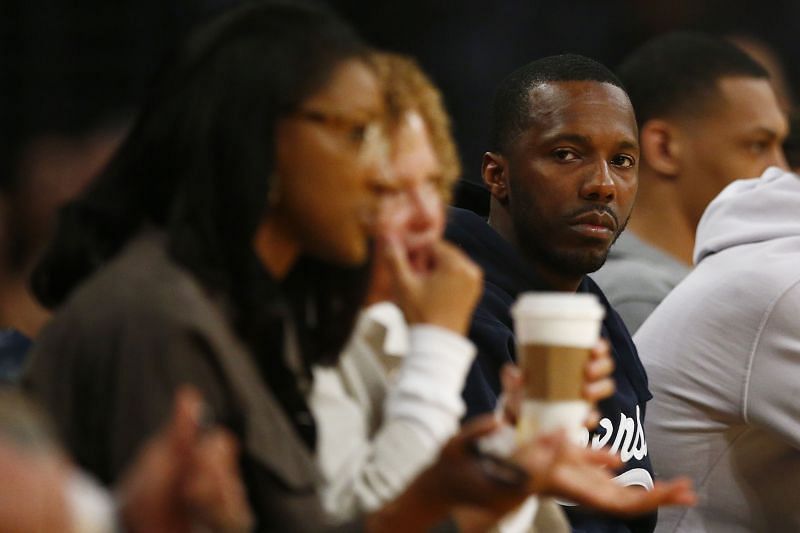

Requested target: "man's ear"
[
  {"left": 482, "top": 151, "right": 510, "bottom": 203},
  {"left": 640, "top": 120, "right": 682, "bottom": 178}
]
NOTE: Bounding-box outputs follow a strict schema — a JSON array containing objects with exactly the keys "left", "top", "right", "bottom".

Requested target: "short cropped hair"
[
  {"left": 618, "top": 31, "right": 769, "bottom": 127},
  {"left": 373, "top": 52, "right": 460, "bottom": 203},
  {"left": 489, "top": 53, "right": 626, "bottom": 152}
]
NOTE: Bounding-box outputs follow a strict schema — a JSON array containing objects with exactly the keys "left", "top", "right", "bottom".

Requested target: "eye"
[
  {"left": 348, "top": 123, "right": 368, "bottom": 143},
  {"left": 610, "top": 154, "right": 635, "bottom": 168},
  {"left": 552, "top": 148, "right": 579, "bottom": 162},
  {"left": 425, "top": 175, "right": 445, "bottom": 193},
  {"left": 748, "top": 140, "right": 770, "bottom": 155},
  {"left": 372, "top": 182, "right": 400, "bottom": 197}
]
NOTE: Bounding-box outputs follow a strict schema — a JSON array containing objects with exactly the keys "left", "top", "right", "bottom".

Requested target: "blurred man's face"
[
  {"left": 3, "top": 127, "right": 126, "bottom": 275},
  {"left": 675, "top": 76, "right": 788, "bottom": 228}
]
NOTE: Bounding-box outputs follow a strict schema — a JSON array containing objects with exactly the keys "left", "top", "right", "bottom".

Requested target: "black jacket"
[{"left": 446, "top": 207, "right": 656, "bottom": 533}]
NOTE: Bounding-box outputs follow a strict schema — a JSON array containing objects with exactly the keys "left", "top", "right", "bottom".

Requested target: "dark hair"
[
  {"left": 784, "top": 109, "right": 800, "bottom": 170},
  {"left": 32, "top": 2, "right": 371, "bottom": 370},
  {"left": 0, "top": 0, "right": 182, "bottom": 193},
  {"left": 618, "top": 32, "right": 769, "bottom": 127},
  {"left": 489, "top": 53, "right": 626, "bottom": 152}
]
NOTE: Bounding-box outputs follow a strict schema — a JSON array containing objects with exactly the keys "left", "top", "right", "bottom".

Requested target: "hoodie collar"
[
  {"left": 445, "top": 207, "right": 548, "bottom": 298},
  {"left": 694, "top": 167, "right": 800, "bottom": 264}
]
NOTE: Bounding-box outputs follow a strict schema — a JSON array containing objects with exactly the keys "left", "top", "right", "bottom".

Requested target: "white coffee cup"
[{"left": 510, "top": 292, "right": 605, "bottom": 443}]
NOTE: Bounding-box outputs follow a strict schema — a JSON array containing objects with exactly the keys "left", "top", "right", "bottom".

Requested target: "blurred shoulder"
[{"left": 36, "top": 230, "right": 230, "bottom": 353}]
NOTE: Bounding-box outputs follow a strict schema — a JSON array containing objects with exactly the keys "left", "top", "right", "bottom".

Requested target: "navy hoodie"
[{"left": 446, "top": 207, "right": 656, "bottom": 533}]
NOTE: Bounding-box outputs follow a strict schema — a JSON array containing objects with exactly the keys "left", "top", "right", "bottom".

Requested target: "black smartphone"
[{"left": 467, "top": 440, "right": 530, "bottom": 489}]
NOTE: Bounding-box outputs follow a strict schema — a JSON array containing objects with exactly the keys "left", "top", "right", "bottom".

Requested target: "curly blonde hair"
[{"left": 372, "top": 52, "right": 461, "bottom": 203}]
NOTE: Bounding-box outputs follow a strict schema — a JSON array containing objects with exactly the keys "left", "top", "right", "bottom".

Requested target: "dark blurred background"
[
  {"left": 3, "top": 0, "right": 800, "bottom": 188},
  {"left": 333, "top": 0, "right": 800, "bottom": 187}
]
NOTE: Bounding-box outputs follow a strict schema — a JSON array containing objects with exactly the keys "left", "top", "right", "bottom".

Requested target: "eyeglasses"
[{"left": 294, "top": 108, "right": 389, "bottom": 163}]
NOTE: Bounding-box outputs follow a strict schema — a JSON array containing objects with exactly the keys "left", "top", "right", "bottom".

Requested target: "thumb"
[
  {"left": 167, "top": 386, "right": 203, "bottom": 457},
  {"left": 500, "top": 363, "right": 523, "bottom": 394},
  {"left": 454, "top": 414, "right": 502, "bottom": 443},
  {"left": 500, "top": 363, "right": 523, "bottom": 424},
  {"left": 384, "top": 235, "right": 417, "bottom": 292}
]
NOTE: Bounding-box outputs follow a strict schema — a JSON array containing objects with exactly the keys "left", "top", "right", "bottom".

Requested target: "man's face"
[
  {"left": 675, "top": 76, "right": 788, "bottom": 228},
  {"left": 5, "top": 127, "right": 127, "bottom": 274},
  {"left": 503, "top": 81, "right": 639, "bottom": 276},
  {"left": 378, "top": 111, "right": 445, "bottom": 271}
]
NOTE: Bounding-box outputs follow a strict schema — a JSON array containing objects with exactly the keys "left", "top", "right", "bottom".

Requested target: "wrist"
[
  {"left": 367, "top": 465, "right": 453, "bottom": 532},
  {"left": 407, "top": 314, "right": 469, "bottom": 336}
]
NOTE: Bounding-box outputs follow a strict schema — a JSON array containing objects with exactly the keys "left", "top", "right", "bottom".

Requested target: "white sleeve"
[
  {"left": 384, "top": 325, "right": 476, "bottom": 446},
  {"left": 312, "top": 323, "right": 475, "bottom": 520},
  {"left": 66, "top": 470, "right": 120, "bottom": 533},
  {"left": 743, "top": 282, "right": 800, "bottom": 448}
]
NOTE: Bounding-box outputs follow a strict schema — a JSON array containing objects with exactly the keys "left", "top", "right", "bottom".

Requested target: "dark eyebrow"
[
  {"left": 541, "top": 133, "right": 592, "bottom": 147},
  {"left": 541, "top": 133, "right": 639, "bottom": 152},
  {"left": 746, "top": 126, "right": 780, "bottom": 139},
  {"left": 617, "top": 139, "right": 639, "bottom": 152}
]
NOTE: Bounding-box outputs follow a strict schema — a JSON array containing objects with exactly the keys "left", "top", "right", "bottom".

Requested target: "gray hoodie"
[{"left": 635, "top": 167, "right": 800, "bottom": 533}]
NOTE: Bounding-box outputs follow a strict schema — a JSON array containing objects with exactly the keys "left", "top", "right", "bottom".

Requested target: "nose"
[
  {"left": 767, "top": 145, "right": 789, "bottom": 171},
  {"left": 579, "top": 161, "right": 616, "bottom": 203},
  {"left": 407, "top": 185, "right": 439, "bottom": 233},
  {"left": 362, "top": 147, "right": 397, "bottom": 236},
  {"left": 370, "top": 132, "right": 395, "bottom": 190}
]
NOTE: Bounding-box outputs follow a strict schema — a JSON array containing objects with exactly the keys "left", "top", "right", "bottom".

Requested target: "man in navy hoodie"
[{"left": 446, "top": 54, "right": 656, "bottom": 533}]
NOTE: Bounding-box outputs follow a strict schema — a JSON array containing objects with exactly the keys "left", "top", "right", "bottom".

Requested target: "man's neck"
[
  {"left": 0, "top": 277, "right": 50, "bottom": 338},
  {"left": 487, "top": 203, "right": 582, "bottom": 293},
  {"left": 524, "top": 263, "right": 583, "bottom": 292},
  {"left": 627, "top": 174, "right": 695, "bottom": 265}
]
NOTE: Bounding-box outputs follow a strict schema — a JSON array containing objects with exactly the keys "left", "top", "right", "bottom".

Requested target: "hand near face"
[
  {"left": 499, "top": 339, "right": 615, "bottom": 428},
  {"left": 119, "top": 387, "right": 253, "bottom": 533},
  {"left": 383, "top": 236, "right": 482, "bottom": 335}
]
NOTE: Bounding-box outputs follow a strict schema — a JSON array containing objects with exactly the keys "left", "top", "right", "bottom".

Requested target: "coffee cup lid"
[{"left": 511, "top": 292, "right": 604, "bottom": 321}]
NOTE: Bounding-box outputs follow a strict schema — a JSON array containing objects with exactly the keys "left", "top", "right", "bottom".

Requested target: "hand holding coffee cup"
[
  {"left": 499, "top": 340, "right": 614, "bottom": 429},
  {"left": 511, "top": 293, "right": 605, "bottom": 443}
]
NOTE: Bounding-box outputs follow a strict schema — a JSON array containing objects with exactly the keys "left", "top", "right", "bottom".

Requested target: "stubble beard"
[{"left": 511, "top": 203, "right": 630, "bottom": 278}]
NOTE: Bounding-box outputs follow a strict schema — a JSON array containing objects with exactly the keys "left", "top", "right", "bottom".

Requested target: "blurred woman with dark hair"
[{"left": 26, "top": 2, "right": 397, "bottom": 530}]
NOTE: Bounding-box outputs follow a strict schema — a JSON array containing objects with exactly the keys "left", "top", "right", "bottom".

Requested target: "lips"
[{"left": 568, "top": 210, "right": 618, "bottom": 240}]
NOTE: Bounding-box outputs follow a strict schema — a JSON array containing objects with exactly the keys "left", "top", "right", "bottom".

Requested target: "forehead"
[
  {"left": 519, "top": 81, "right": 638, "bottom": 147},
  {"left": 304, "top": 59, "right": 382, "bottom": 113},
  {"left": 392, "top": 112, "right": 440, "bottom": 174},
  {"left": 704, "top": 76, "right": 787, "bottom": 134}
]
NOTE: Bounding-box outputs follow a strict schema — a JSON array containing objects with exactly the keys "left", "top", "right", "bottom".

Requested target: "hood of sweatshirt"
[
  {"left": 694, "top": 167, "right": 800, "bottom": 264},
  {"left": 444, "top": 206, "right": 547, "bottom": 295}
]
